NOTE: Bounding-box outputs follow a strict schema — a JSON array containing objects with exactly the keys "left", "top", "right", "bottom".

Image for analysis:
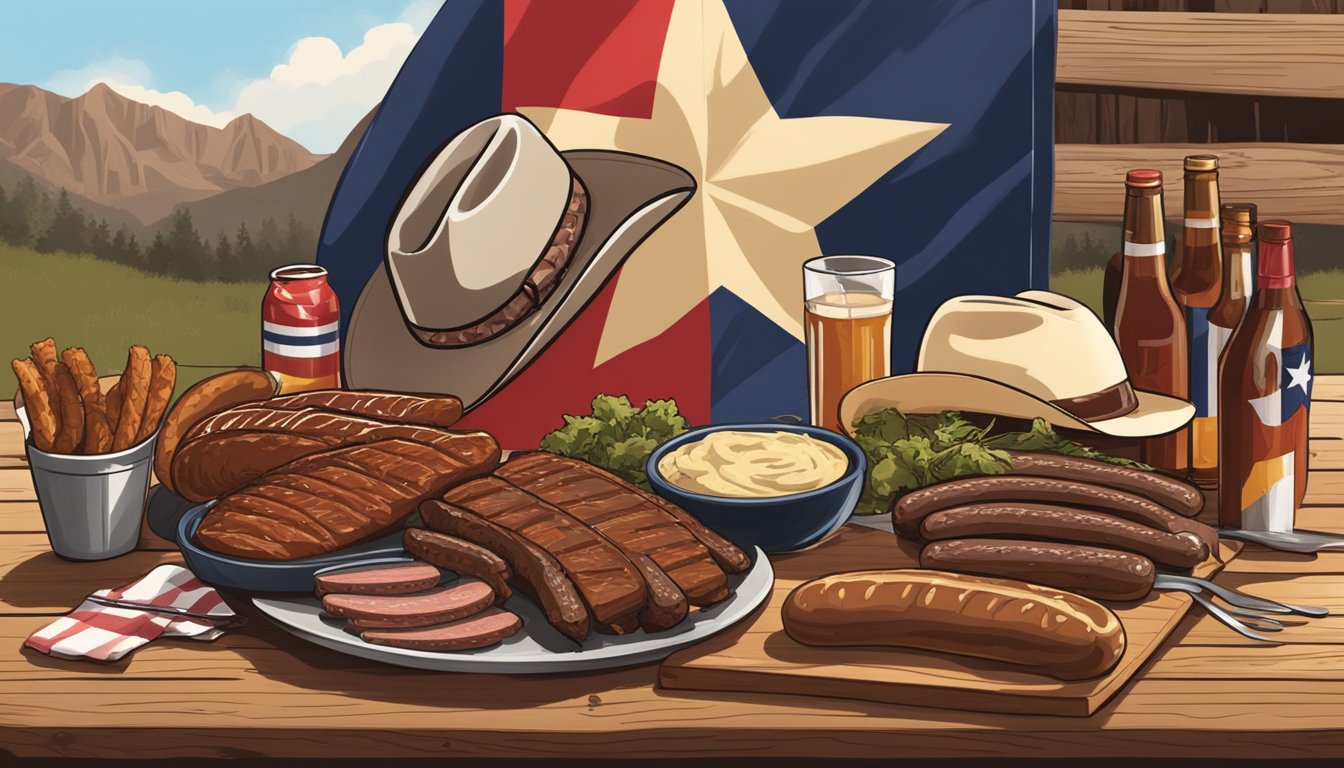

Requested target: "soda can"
[{"left": 263, "top": 264, "right": 341, "bottom": 393}]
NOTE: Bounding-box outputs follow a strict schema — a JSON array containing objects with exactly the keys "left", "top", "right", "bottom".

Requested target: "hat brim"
[
  {"left": 838, "top": 372, "right": 1195, "bottom": 439},
  {"left": 344, "top": 150, "right": 696, "bottom": 411}
]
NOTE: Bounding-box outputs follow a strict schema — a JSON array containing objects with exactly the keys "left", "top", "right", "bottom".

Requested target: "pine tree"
[
  {"left": 1, "top": 177, "right": 38, "bottom": 246},
  {"left": 36, "top": 189, "right": 88, "bottom": 254},
  {"left": 235, "top": 222, "right": 258, "bottom": 279},
  {"left": 88, "top": 218, "right": 112, "bottom": 260},
  {"left": 110, "top": 226, "right": 129, "bottom": 265},
  {"left": 252, "top": 216, "right": 280, "bottom": 274},
  {"left": 214, "top": 231, "right": 237, "bottom": 281},
  {"left": 146, "top": 231, "right": 171, "bottom": 274},
  {"left": 164, "top": 208, "right": 206, "bottom": 279},
  {"left": 124, "top": 232, "right": 142, "bottom": 268}
]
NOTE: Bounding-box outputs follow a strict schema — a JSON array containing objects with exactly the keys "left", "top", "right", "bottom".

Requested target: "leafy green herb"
[
  {"left": 851, "top": 410, "right": 1151, "bottom": 516},
  {"left": 539, "top": 394, "right": 690, "bottom": 489}
]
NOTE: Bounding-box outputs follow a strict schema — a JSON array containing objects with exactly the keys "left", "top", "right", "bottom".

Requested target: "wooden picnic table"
[{"left": 3, "top": 383, "right": 1344, "bottom": 760}]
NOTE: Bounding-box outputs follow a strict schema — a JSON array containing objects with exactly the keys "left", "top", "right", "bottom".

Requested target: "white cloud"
[{"left": 39, "top": 1, "right": 439, "bottom": 154}]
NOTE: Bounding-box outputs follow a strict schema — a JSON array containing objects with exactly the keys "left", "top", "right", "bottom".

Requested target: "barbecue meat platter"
[{"left": 161, "top": 382, "right": 770, "bottom": 672}]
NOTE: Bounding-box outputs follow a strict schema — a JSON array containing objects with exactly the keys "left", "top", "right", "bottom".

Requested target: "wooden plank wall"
[{"left": 1054, "top": 3, "right": 1344, "bottom": 222}]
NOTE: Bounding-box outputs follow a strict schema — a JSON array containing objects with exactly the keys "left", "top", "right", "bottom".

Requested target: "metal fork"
[
  {"left": 1156, "top": 573, "right": 1329, "bottom": 618},
  {"left": 1154, "top": 579, "right": 1281, "bottom": 642}
]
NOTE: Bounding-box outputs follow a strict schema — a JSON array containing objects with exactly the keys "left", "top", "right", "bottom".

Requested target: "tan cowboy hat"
[
  {"left": 839, "top": 290, "right": 1194, "bottom": 438},
  {"left": 343, "top": 113, "right": 695, "bottom": 410}
]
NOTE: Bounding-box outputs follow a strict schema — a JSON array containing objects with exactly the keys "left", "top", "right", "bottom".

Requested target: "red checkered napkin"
[{"left": 25, "top": 565, "right": 240, "bottom": 662}]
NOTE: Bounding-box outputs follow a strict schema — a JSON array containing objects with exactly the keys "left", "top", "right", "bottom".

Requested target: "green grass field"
[
  {"left": 1051, "top": 267, "right": 1344, "bottom": 372},
  {"left": 1, "top": 244, "right": 266, "bottom": 400},
  {"left": 3, "top": 245, "right": 1339, "bottom": 406}
]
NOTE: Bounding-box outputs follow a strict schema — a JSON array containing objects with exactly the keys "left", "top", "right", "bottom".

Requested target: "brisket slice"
[
  {"left": 324, "top": 580, "right": 495, "bottom": 628},
  {"left": 265, "top": 390, "right": 463, "bottom": 428},
  {"left": 315, "top": 562, "right": 443, "bottom": 597},
  {"left": 441, "top": 477, "right": 646, "bottom": 634},
  {"left": 420, "top": 500, "right": 590, "bottom": 642},
  {"left": 173, "top": 406, "right": 500, "bottom": 501},
  {"left": 195, "top": 438, "right": 495, "bottom": 560},
  {"left": 360, "top": 607, "right": 522, "bottom": 651},
  {"left": 495, "top": 454, "right": 732, "bottom": 606}
]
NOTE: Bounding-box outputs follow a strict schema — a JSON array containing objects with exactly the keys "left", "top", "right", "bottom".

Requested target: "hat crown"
[
  {"left": 386, "top": 114, "right": 573, "bottom": 330},
  {"left": 917, "top": 290, "right": 1128, "bottom": 402}
]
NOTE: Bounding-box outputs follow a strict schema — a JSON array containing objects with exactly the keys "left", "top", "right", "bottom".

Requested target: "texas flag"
[
  {"left": 317, "top": 0, "right": 1055, "bottom": 446},
  {"left": 1240, "top": 328, "right": 1313, "bottom": 532}
]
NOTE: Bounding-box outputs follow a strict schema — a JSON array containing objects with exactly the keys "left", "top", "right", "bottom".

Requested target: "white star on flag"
[
  {"left": 520, "top": 0, "right": 948, "bottom": 365},
  {"left": 1287, "top": 355, "right": 1313, "bottom": 394}
]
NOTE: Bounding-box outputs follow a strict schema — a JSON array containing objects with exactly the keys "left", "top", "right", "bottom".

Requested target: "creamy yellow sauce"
[{"left": 657, "top": 430, "right": 848, "bottom": 498}]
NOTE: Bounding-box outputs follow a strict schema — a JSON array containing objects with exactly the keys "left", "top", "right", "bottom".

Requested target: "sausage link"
[
  {"left": 1005, "top": 451, "right": 1203, "bottom": 517},
  {"left": 920, "top": 538, "right": 1156, "bottom": 602},
  {"left": 919, "top": 503, "right": 1207, "bottom": 569}
]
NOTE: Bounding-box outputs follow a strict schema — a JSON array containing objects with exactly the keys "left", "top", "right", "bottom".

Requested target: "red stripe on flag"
[
  {"left": 502, "top": 0, "right": 673, "bottom": 117},
  {"left": 456, "top": 275, "right": 711, "bottom": 448}
]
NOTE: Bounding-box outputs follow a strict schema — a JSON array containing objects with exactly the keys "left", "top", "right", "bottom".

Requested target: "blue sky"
[{"left": 0, "top": 0, "right": 440, "bottom": 152}]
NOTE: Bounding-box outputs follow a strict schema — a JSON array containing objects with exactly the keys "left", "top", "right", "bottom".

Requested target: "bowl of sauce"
[{"left": 647, "top": 424, "right": 866, "bottom": 553}]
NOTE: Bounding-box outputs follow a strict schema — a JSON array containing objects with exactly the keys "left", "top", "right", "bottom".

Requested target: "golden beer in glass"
[{"left": 803, "top": 256, "right": 895, "bottom": 432}]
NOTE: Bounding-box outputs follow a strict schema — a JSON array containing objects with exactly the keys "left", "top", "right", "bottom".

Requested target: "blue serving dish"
[
  {"left": 177, "top": 503, "right": 406, "bottom": 593},
  {"left": 646, "top": 424, "right": 866, "bottom": 554}
]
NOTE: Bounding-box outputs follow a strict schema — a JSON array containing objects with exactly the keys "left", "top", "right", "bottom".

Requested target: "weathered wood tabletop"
[{"left": 3, "top": 382, "right": 1344, "bottom": 760}]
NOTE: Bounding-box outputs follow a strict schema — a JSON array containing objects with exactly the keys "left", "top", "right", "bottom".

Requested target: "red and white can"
[{"left": 263, "top": 265, "right": 341, "bottom": 393}]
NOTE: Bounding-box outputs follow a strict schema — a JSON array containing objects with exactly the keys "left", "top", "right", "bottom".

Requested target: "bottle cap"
[
  {"left": 1184, "top": 155, "right": 1218, "bottom": 172},
  {"left": 1125, "top": 169, "right": 1163, "bottom": 188},
  {"left": 1259, "top": 220, "right": 1292, "bottom": 243}
]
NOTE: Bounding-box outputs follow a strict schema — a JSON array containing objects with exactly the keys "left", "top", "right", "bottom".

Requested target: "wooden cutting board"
[{"left": 660, "top": 524, "right": 1240, "bottom": 717}]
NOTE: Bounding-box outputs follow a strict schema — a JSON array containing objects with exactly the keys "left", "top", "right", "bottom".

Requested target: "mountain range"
[{"left": 0, "top": 82, "right": 326, "bottom": 226}]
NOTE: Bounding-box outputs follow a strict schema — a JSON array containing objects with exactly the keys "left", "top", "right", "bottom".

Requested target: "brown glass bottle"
[
  {"left": 1172, "top": 156, "right": 1224, "bottom": 483},
  {"left": 1102, "top": 251, "right": 1122, "bottom": 331},
  {"left": 1113, "top": 169, "right": 1189, "bottom": 472},
  {"left": 1217, "top": 220, "right": 1314, "bottom": 531},
  {"left": 1197, "top": 203, "right": 1257, "bottom": 486}
]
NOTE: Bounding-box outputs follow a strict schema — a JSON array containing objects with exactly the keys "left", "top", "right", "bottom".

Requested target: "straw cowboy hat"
[
  {"left": 839, "top": 290, "right": 1195, "bottom": 438},
  {"left": 343, "top": 113, "right": 695, "bottom": 410}
]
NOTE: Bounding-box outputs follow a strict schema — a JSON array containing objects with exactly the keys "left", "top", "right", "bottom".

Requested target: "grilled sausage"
[
  {"left": 894, "top": 475, "right": 1218, "bottom": 554},
  {"left": 919, "top": 502, "right": 1208, "bottom": 569},
  {"left": 404, "top": 528, "right": 513, "bottom": 601},
  {"left": 1005, "top": 451, "right": 1203, "bottom": 517},
  {"left": 360, "top": 607, "right": 522, "bottom": 651},
  {"left": 782, "top": 569, "right": 1125, "bottom": 681},
  {"left": 919, "top": 538, "right": 1156, "bottom": 602},
  {"left": 419, "top": 500, "right": 590, "bottom": 643},
  {"left": 315, "top": 562, "right": 443, "bottom": 597}
]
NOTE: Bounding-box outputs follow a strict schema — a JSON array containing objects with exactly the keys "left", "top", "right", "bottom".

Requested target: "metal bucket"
[{"left": 17, "top": 405, "right": 157, "bottom": 560}]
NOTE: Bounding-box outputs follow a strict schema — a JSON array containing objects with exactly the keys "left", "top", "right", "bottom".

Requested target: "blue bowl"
[
  {"left": 177, "top": 503, "right": 406, "bottom": 593},
  {"left": 646, "top": 424, "right": 866, "bottom": 553}
]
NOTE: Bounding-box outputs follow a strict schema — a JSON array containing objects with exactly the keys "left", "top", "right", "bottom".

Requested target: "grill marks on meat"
[
  {"left": 172, "top": 406, "right": 500, "bottom": 500},
  {"left": 420, "top": 500, "right": 590, "bottom": 642},
  {"left": 496, "top": 453, "right": 732, "bottom": 606},
  {"left": 443, "top": 477, "right": 646, "bottom": 634},
  {"left": 265, "top": 390, "right": 463, "bottom": 427},
  {"left": 196, "top": 439, "right": 496, "bottom": 560}
]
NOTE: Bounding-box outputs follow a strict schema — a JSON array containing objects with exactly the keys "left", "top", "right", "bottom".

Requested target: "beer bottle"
[
  {"left": 1199, "top": 203, "right": 1257, "bottom": 486},
  {"left": 1217, "top": 221, "right": 1314, "bottom": 531},
  {"left": 1172, "top": 156, "right": 1224, "bottom": 483},
  {"left": 1102, "top": 251, "right": 1122, "bottom": 331},
  {"left": 1113, "top": 169, "right": 1189, "bottom": 472}
]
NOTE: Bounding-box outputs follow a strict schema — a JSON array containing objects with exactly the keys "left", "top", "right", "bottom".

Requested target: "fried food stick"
[
  {"left": 112, "top": 346, "right": 152, "bottom": 451},
  {"left": 49, "top": 362, "right": 85, "bottom": 454},
  {"left": 29, "top": 338, "right": 61, "bottom": 435},
  {"left": 134, "top": 354, "right": 176, "bottom": 444},
  {"left": 105, "top": 381, "right": 123, "bottom": 435},
  {"left": 11, "top": 358, "right": 58, "bottom": 451},
  {"left": 61, "top": 347, "right": 113, "bottom": 454}
]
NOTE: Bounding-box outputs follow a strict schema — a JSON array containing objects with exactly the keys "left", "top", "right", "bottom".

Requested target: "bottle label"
[
  {"left": 1188, "top": 306, "right": 1216, "bottom": 472},
  {"left": 1183, "top": 217, "right": 1218, "bottom": 229},
  {"left": 1238, "top": 335, "right": 1313, "bottom": 532},
  {"left": 1123, "top": 241, "right": 1164, "bottom": 257},
  {"left": 262, "top": 319, "right": 342, "bottom": 378}
]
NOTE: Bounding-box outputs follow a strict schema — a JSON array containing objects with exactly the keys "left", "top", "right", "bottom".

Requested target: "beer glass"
[{"left": 803, "top": 255, "right": 895, "bottom": 432}]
